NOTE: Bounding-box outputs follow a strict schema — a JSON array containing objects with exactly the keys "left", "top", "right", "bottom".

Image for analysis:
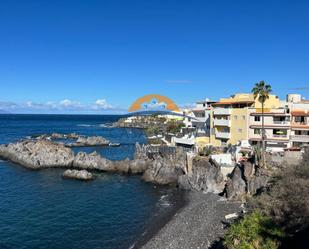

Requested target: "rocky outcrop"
[
  {"left": 63, "top": 169, "right": 94, "bottom": 180},
  {"left": 34, "top": 133, "right": 79, "bottom": 140},
  {"left": 72, "top": 136, "right": 110, "bottom": 146},
  {"left": 141, "top": 145, "right": 186, "bottom": 185},
  {"left": 33, "top": 133, "right": 110, "bottom": 147},
  {"left": 178, "top": 157, "right": 225, "bottom": 194},
  {"left": 73, "top": 151, "right": 133, "bottom": 173},
  {"left": 225, "top": 165, "right": 247, "bottom": 199},
  {"left": 0, "top": 139, "right": 180, "bottom": 185},
  {"left": 225, "top": 161, "right": 270, "bottom": 200},
  {"left": 0, "top": 140, "right": 74, "bottom": 169}
]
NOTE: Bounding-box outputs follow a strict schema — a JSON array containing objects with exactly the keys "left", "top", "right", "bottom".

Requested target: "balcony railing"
[
  {"left": 213, "top": 108, "right": 231, "bottom": 115},
  {"left": 273, "top": 121, "right": 290, "bottom": 125},
  {"left": 272, "top": 134, "right": 288, "bottom": 138},
  {"left": 213, "top": 119, "right": 231, "bottom": 127},
  {"left": 290, "top": 135, "right": 309, "bottom": 142},
  {"left": 215, "top": 131, "right": 231, "bottom": 139},
  {"left": 292, "top": 122, "right": 309, "bottom": 126}
]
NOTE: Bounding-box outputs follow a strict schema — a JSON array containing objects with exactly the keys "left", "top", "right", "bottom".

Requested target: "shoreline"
[
  {"left": 132, "top": 188, "right": 188, "bottom": 249},
  {"left": 140, "top": 191, "right": 241, "bottom": 249}
]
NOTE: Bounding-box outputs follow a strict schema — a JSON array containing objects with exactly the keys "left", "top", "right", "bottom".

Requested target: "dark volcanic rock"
[
  {"left": 141, "top": 145, "right": 186, "bottom": 185},
  {"left": 225, "top": 165, "right": 246, "bottom": 200},
  {"left": 178, "top": 157, "right": 225, "bottom": 193},
  {"left": 225, "top": 161, "right": 270, "bottom": 199}
]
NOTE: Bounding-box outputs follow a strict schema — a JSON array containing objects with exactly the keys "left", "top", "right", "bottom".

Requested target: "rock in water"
[
  {"left": 63, "top": 169, "right": 94, "bottom": 180},
  {"left": 0, "top": 140, "right": 74, "bottom": 169},
  {"left": 75, "top": 136, "right": 110, "bottom": 146}
]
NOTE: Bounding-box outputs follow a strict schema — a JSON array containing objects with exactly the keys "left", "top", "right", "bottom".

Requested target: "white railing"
[
  {"left": 272, "top": 134, "right": 288, "bottom": 138},
  {"left": 213, "top": 108, "right": 231, "bottom": 115},
  {"left": 290, "top": 135, "right": 309, "bottom": 142},
  {"left": 213, "top": 119, "right": 231, "bottom": 127},
  {"left": 273, "top": 121, "right": 290, "bottom": 125},
  {"left": 215, "top": 131, "right": 231, "bottom": 139}
]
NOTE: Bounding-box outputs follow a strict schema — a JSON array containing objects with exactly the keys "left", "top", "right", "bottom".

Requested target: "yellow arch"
[{"left": 128, "top": 94, "right": 180, "bottom": 112}]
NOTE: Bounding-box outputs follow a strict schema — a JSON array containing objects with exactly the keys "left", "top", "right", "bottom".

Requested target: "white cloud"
[
  {"left": 94, "top": 99, "right": 113, "bottom": 109},
  {"left": 0, "top": 98, "right": 119, "bottom": 114}
]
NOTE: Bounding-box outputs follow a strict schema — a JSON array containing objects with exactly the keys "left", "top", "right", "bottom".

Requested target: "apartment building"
[
  {"left": 248, "top": 108, "right": 291, "bottom": 151},
  {"left": 191, "top": 98, "right": 215, "bottom": 137},
  {"left": 211, "top": 93, "right": 282, "bottom": 147},
  {"left": 288, "top": 94, "right": 309, "bottom": 148}
]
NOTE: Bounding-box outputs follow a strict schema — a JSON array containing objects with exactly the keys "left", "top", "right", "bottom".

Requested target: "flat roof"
[{"left": 212, "top": 100, "right": 254, "bottom": 106}]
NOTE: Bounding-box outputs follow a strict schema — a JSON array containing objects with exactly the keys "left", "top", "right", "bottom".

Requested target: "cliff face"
[
  {"left": 225, "top": 161, "right": 270, "bottom": 200},
  {"left": 178, "top": 157, "right": 226, "bottom": 194}
]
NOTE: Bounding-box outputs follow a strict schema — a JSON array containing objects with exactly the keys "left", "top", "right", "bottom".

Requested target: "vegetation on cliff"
[{"left": 224, "top": 148, "right": 309, "bottom": 248}]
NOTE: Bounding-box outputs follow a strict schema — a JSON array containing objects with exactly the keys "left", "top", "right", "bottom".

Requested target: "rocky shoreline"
[{"left": 0, "top": 133, "right": 271, "bottom": 248}]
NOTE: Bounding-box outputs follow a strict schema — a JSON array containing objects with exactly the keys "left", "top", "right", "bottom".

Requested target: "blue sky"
[{"left": 0, "top": 0, "right": 309, "bottom": 113}]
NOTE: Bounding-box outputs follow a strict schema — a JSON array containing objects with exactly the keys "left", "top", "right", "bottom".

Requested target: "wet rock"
[
  {"left": 63, "top": 169, "right": 94, "bottom": 181},
  {"left": 0, "top": 140, "right": 74, "bottom": 169},
  {"left": 178, "top": 157, "right": 225, "bottom": 194}
]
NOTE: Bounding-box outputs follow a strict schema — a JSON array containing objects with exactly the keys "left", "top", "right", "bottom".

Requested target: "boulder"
[
  {"left": 0, "top": 140, "right": 74, "bottom": 169},
  {"left": 225, "top": 165, "right": 247, "bottom": 200},
  {"left": 178, "top": 157, "right": 225, "bottom": 193},
  {"left": 63, "top": 169, "right": 94, "bottom": 181}
]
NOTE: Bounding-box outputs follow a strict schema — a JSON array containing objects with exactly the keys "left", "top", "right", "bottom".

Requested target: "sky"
[{"left": 0, "top": 0, "right": 309, "bottom": 114}]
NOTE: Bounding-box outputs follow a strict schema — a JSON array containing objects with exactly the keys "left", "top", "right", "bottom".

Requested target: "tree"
[{"left": 252, "top": 81, "right": 272, "bottom": 168}]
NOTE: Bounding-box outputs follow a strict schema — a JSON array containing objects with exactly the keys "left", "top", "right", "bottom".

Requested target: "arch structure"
[
  {"left": 128, "top": 94, "right": 180, "bottom": 113},
  {"left": 126, "top": 94, "right": 197, "bottom": 120}
]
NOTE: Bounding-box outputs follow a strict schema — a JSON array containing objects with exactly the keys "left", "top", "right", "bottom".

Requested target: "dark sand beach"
[{"left": 141, "top": 191, "right": 241, "bottom": 249}]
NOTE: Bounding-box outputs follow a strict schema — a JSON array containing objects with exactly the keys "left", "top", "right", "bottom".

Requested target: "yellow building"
[{"left": 211, "top": 93, "right": 282, "bottom": 146}]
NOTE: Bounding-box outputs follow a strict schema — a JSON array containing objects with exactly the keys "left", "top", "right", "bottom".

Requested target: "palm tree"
[{"left": 252, "top": 81, "right": 272, "bottom": 167}]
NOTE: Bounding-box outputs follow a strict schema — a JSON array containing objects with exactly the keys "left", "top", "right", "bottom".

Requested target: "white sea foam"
[{"left": 77, "top": 124, "right": 92, "bottom": 127}]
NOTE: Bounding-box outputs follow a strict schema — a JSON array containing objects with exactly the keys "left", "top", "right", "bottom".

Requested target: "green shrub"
[
  {"left": 198, "top": 146, "right": 213, "bottom": 157},
  {"left": 224, "top": 211, "right": 284, "bottom": 249},
  {"left": 251, "top": 148, "right": 309, "bottom": 234}
]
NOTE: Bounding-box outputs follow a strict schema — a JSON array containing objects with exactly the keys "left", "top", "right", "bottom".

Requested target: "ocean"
[{"left": 0, "top": 114, "right": 183, "bottom": 249}]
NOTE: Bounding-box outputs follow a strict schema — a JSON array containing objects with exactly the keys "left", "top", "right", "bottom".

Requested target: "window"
[
  {"left": 254, "top": 116, "right": 261, "bottom": 122},
  {"left": 238, "top": 128, "right": 243, "bottom": 133},
  {"left": 254, "top": 129, "right": 261, "bottom": 135},
  {"left": 242, "top": 115, "right": 246, "bottom": 120},
  {"left": 234, "top": 115, "right": 238, "bottom": 120},
  {"left": 273, "top": 129, "right": 287, "bottom": 136}
]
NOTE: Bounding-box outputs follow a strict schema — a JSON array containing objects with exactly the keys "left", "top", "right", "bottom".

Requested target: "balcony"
[
  {"left": 213, "top": 108, "right": 231, "bottom": 115},
  {"left": 192, "top": 117, "right": 207, "bottom": 123},
  {"left": 213, "top": 118, "right": 231, "bottom": 127},
  {"left": 249, "top": 134, "right": 289, "bottom": 141},
  {"left": 273, "top": 121, "right": 290, "bottom": 125},
  {"left": 291, "top": 122, "right": 309, "bottom": 130},
  {"left": 290, "top": 135, "right": 309, "bottom": 142},
  {"left": 215, "top": 131, "right": 231, "bottom": 139}
]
